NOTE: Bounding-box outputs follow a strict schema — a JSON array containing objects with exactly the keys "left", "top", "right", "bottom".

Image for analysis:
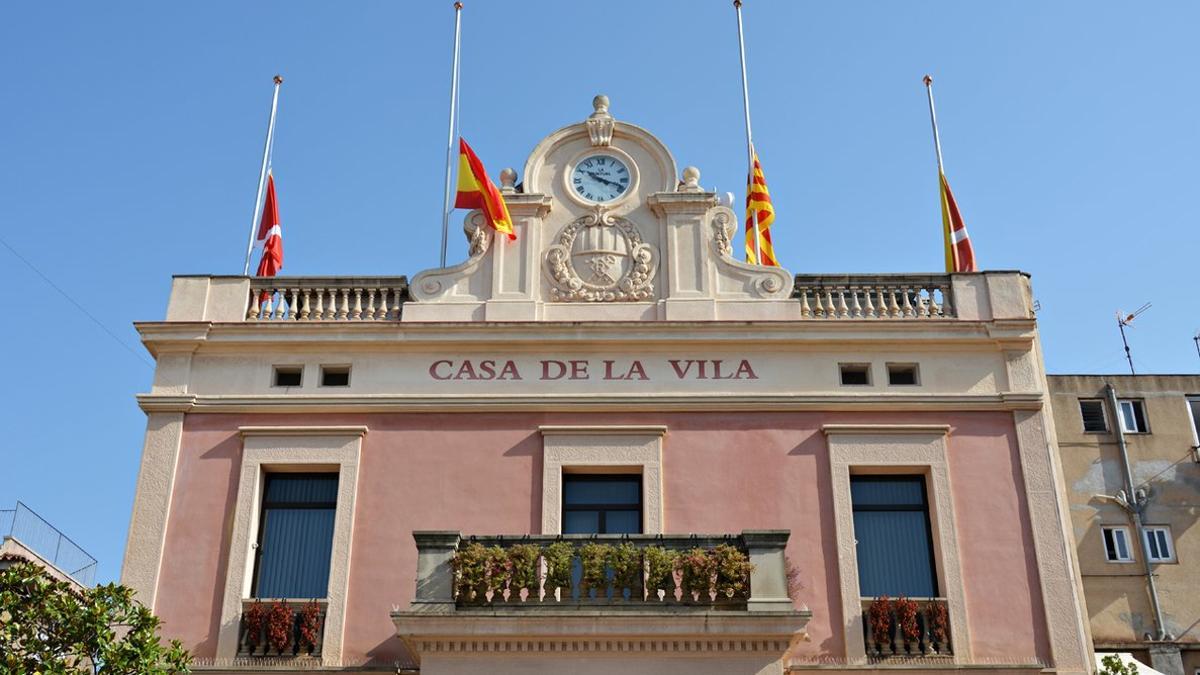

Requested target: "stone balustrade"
[
  {"left": 246, "top": 277, "right": 408, "bottom": 321},
  {"left": 236, "top": 599, "right": 326, "bottom": 659},
  {"left": 861, "top": 596, "right": 953, "bottom": 660},
  {"left": 794, "top": 275, "right": 954, "bottom": 319},
  {"left": 161, "top": 272, "right": 1036, "bottom": 324},
  {"left": 409, "top": 531, "right": 795, "bottom": 613}
]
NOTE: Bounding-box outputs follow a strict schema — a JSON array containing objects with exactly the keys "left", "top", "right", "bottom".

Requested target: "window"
[
  {"left": 1186, "top": 397, "right": 1200, "bottom": 446},
  {"left": 840, "top": 363, "right": 871, "bottom": 386},
  {"left": 1118, "top": 400, "right": 1148, "bottom": 433},
  {"left": 850, "top": 476, "right": 938, "bottom": 597},
  {"left": 1144, "top": 527, "right": 1175, "bottom": 562},
  {"left": 562, "top": 474, "right": 642, "bottom": 534},
  {"left": 252, "top": 473, "right": 338, "bottom": 598},
  {"left": 273, "top": 365, "right": 303, "bottom": 388},
  {"left": 1102, "top": 526, "right": 1133, "bottom": 562},
  {"left": 1079, "top": 399, "right": 1108, "bottom": 432},
  {"left": 320, "top": 365, "right": 351, "bottom": 387},
  {"left": 886, "top": 363, "right": 919, "bottom": 386}
]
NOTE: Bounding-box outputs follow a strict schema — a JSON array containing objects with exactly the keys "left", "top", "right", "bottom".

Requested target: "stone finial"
[
  {"left": 719, "top": 191, "right": 735, "bottom": 207},
  {"left": 586, "top": 94, "right": 614, "bottom": 147},
  {"left": 679, "top": 166, "right": 702, "bottom": 192},
  {"left": 499, "top": 167, "right": 517, "bottom": 193}
]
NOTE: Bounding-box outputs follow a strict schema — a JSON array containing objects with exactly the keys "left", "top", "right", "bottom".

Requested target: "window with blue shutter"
[
  {"left": 851, "top": 476, "right": 939, "bottom": 597},
  {"left": 252, "top": 473, "right": 339, "bottom": 599}
]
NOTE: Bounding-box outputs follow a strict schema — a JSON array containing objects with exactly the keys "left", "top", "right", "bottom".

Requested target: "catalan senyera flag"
[
  {"left": 254, "top": 170, "right": 282, "bottom": 277},
  {"left": 939, "top": 172, "right": 976, "bottom": 272},
  {"left": 743, "top": 149, "right": 778, "bottom": 266},
  {"left": 455, "top": 137, "right": 515, "bottom": 240}
]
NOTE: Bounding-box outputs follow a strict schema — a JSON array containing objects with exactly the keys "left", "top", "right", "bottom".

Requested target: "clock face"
[{"left": 570, "top": 154, "right": 630, "bottom": 202}]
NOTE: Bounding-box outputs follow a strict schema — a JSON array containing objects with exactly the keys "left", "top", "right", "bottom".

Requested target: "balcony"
[
  {"left": 0, "top": 501, "right": 97, "bottom": 587},
  {"left": 236, "top": 599, "right": 327, "bottom": 659},
  {"left": 862, "top": 596, "right": 954, "bottom": 661},
  {"left": 392, "top": 530, "right": 811, "bottom": 668},
  {"left": 155, "top": 272, "right": 1044, "bottom": 325}
]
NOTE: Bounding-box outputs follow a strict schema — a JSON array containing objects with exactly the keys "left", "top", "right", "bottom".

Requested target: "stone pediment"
[{"left": 405, "top": 95, "right": 795, "bottom": 322}]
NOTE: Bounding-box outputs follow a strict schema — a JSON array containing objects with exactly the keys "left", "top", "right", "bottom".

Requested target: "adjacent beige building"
[{"left": 1049, "top": 375, "right": 1200, "bottom": 675}]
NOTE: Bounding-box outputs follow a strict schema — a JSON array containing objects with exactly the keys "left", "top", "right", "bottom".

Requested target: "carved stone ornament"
[
  {"left": 545, "top": 207, "right": 657, "bottom": 302},
  {"left": 711, "top": 210, "right": 735, "bottom": 258},
  {"left": 586, "top": 94, "right": 615, "bottom": 147},
  {"left": 462, "top": 211, "right": 491, "bottom": 258}
]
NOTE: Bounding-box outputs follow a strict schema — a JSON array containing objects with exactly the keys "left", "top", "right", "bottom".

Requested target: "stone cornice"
[
  {"left": 238, "top": 425, "right": 368, "bottom": 438},
  {"left": 539, "top": 424, "right": 668, "bottom": 437},
  {"left": 136, "top": 393, "right": 1045, "bottom": 414},
  {"left": 135, "top": 319, "right": 1037, "bottom": 353},
  {"left": 821, "top": 424, "right": 952, "bottom": 436}
]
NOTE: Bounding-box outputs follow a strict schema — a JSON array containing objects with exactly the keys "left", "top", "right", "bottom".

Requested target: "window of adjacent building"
[
  {"left": 562, "top": 474, "right": 642, "bottom": 535},
  {"left": 1118, "top": 399, "right": 1149, "bottom": 433},
  {"left": 272, "top": 365, "right": 303, "bottom": 388},
  {"left": 839, "top": 363, "right": 871, "bottom": 386},
  {"left": 320, "top": 365, "right": 351, "bottom": 387},
  {"left": 1102, "top": 526, "right": 1134, "bottom": 562},
  {"left": 850, "top": 475, "right": 938, "bottom": 597},
  {"left": 1186, "top": 397, "right": 1200, "bottom": 446},
  {"left": 886, "top": 363, "right": 919, "bottom": 386},
  {"left": 1079, "top": 399, "right": 1108, "bottom": 433},
  {"left": 252, "top": 473, "right": 338, "bottom": 599},
  {"left": 1144, "top": 527, "right": 1175, "bottom": 563}
]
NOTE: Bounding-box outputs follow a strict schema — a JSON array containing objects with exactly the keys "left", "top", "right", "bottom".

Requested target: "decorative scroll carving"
[
  {"left": 711, "top": 210, "right": 734, "bottom": 258},
  {"left": 586, "top": 94, "right": 615, "bottom": 147},
  {"left": 545, "top": 208, "right": 657, "bottom": 302},
  {"left": 463, "top": 211, "right": 491, "bottom": 258}
]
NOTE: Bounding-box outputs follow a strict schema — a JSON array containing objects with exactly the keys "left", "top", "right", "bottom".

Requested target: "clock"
[{"left": 570, "top": 154, "right": 631, "bottom": 203}]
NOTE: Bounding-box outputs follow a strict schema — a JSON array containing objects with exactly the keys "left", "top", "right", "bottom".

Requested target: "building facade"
[
  {"left": 122, "top": 96, "right": 1093, "bottom": 674},
  {"left": 1049, "top": 374, "right": 1200, "bottom": 675}
]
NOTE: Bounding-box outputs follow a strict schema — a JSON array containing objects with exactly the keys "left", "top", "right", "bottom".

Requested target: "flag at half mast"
[
  {"left": 744, "top": 148, "right": 778, "bottom": 266},
  {"left": 254, "top": 170, "right": 282, "bottom": 277},
  {"left": 455, "top": 138, "right": 515, "bottom": 240},
  {"left": 939, "top": 172, "right": 976, "bottom": 273}
]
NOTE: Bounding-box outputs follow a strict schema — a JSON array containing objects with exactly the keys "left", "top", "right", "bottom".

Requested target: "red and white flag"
[{"left": 254, "top": 171, "right": 282, "bottom": 277}]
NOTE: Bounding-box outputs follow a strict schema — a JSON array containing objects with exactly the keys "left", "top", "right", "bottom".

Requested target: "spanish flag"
[
  {"left": 744, "top": 149, "right": 778, "bottom": 266},
  {"left": 939, "top": 172, "right": 976, "bottom": 272},
  {"left": 455, "top": 137, "right": 515, "bottom": 240}
]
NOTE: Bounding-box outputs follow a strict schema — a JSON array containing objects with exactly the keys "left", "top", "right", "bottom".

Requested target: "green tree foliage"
[
  {"left": 1099, "top": 655, "right": 1139, "bottom": 675},
  {"left": 0, "top": 561, "right": 191, "bottom": 674}
]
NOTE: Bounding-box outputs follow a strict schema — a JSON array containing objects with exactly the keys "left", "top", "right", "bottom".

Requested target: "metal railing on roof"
[{"left": 2, "top": 501, "right": 97, "bottom": 586}]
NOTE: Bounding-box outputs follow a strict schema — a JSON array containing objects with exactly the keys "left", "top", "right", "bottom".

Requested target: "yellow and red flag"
[
  {"left": 455, "top": 137, "right": 515, "bottom": 240},
  {"left": 939, "top": 172, "right": 976, "bottom": 272},
  {"left": 744, "top": 149, "right": 778, "bottom": 266}
]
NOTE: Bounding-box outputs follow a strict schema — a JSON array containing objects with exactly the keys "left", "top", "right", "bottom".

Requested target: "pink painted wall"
[{"left": 152, "top": 411, "right": 1050, "bottom": 666}]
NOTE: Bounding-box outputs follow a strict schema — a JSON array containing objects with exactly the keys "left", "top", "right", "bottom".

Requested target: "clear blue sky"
[{"left": 1, "top": 2, "right": 1197, "bottom": 584}]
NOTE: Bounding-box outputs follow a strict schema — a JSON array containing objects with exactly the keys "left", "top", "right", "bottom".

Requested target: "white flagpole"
[
  {"left": 439, "top": 2, "right": 464, "bottom": 269},
  {"left": 734, "top": 0, "right": 761, "bottom": 266},
  {"left": 922, "top": 74, "right": 946, "bottom": 175},
  {"left": 243, "top": 75, "right": 283, "bottom": 276}
]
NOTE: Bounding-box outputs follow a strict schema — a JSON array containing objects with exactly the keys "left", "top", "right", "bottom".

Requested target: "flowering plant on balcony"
[
  {"left": 607, "top": 543, "right": 641, "bottom": 597},
  {"left": 507, "top": 544, "right": 541, "bottom": 596},
  {"left": 713, "top": 544, "right": 754, "bottom": 598},
  {"left": 543, "top": 541, "right": 574, "bottom": 594},
  {"left": 297, "top": 600, "right": 322, "bottom": 654},
  {"left": 242, "top": 600, "right": 266, "bottom": 652},
  {"left": 680, "top": 547, "right": 718, "bottom": 599},
  {"left": 927, "top": 600, "right": 950, "bottom": 650},
  {"left": 643, "top": 545, "right": 679, "bottom": 597},
  {"left": 451, "top": 541, "right": 507, "bottom": 601},
  {"left": 894, "top": 596, "right": 921, "bottom": 650},
  {"left": 867, "top": 596, "right": 893, "bottom": 652},
  {"left": 579, "top": 542, "right": 611, "bottom": 596},
  {"left": 266, "top": 601, "right": 294, "bottom": 654}
]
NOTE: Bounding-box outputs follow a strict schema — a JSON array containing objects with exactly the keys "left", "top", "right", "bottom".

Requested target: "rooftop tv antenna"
[
  {"left": 1116, "top": 303, "right": 1151, "bottom": 374},
  {"left": 1193, "top": 331, "right": 1200, "bottom": 362}
]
